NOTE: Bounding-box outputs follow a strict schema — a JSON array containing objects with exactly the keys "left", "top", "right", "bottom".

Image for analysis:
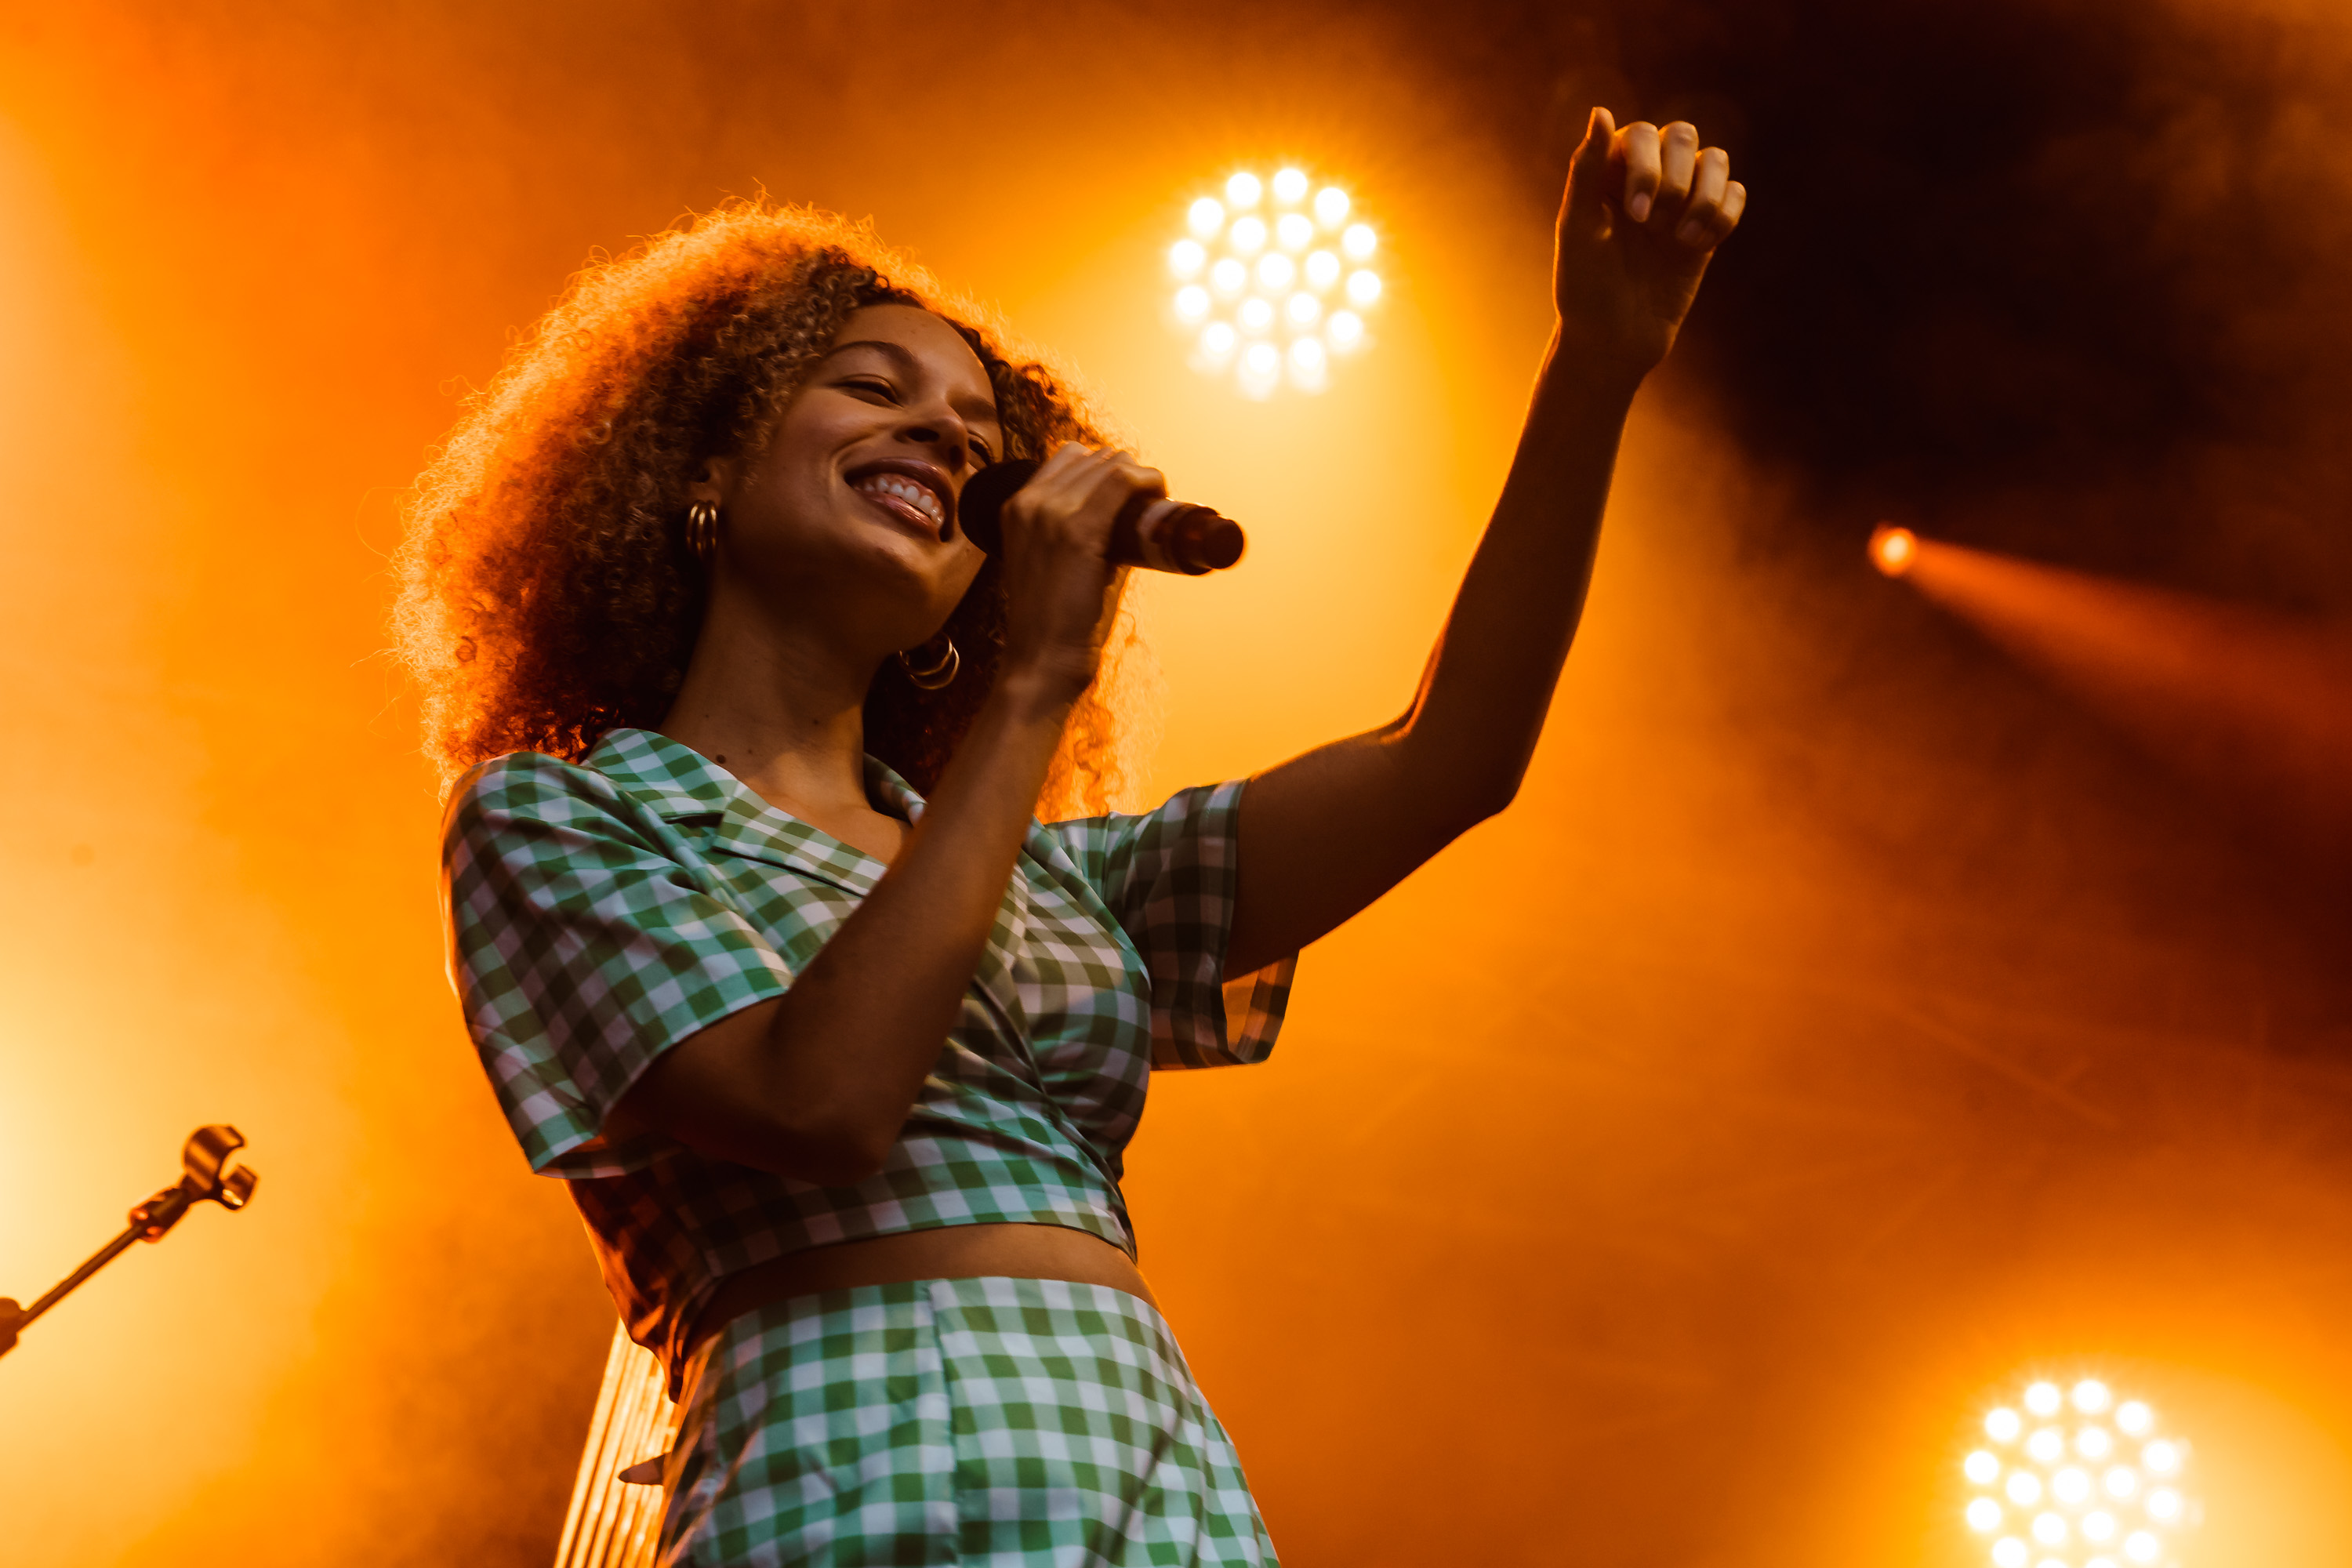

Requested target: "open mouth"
[{"left": 848, "top": 466, "right": 950, "bottom": 539}]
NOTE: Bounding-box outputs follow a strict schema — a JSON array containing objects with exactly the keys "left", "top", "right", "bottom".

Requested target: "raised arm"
[{"left": 1224, "top": 110, "right": 1746, "bottom": 975}]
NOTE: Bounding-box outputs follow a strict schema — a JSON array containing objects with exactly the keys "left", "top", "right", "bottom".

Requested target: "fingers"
[
  {"left": 1719, "top": 182, "right": 1748, "bottom": 234},
  {"left": 1681, "top": 147, "right": 1728, "bottom": 227},
  {"left": 1032, "top": 440, "right": 1094, "bottom": 485},
  {"left": 1010, "top": 445, "right": 1164, "bottom": 553},
  {"left": 1073, "top": 452, "right": 1167, "bottom": 539},
  {"left": 1566, "top": 111, "right": 1739, "bottom": 246},
  {"left": 1560, "top": 107, "right": 1618, "bottom": 240},
  {"left": 1655, "top": 122, "right": 1700, "bottom": 216},
  {"left": 1674, "top": 147, "right": 1729, "bottom": 246},
  {"left": 1602, "top": 116, "right": 1744, "bottom": 251},
  {"left": 1675, "top": 161, "right": 1746, "bottom": 251},
  {"left": 1616, "top": 121, "right": 1663, "bottom": 224},
  {"left": 1618, "top": 120, "right": 1704, "bottom": 226}
]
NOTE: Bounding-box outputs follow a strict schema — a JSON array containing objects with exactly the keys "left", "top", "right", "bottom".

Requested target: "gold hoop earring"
[
  {"left": 685, "top": 500, "right": 720, "bottom": 564},
  {"left": 898, "top": 637, "right": 960, "bottom": 690}
]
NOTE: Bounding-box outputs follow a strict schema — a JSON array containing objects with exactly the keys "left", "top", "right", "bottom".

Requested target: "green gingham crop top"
[{"left": 441, "top": 728, "right": 1294, "bottom": 1384}]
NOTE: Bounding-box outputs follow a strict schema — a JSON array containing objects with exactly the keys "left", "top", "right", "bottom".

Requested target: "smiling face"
[{"left": 701, "top": 303, "right": 1005, "bottom": 659}]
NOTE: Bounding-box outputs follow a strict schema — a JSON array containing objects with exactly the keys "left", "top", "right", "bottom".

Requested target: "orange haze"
[{"left": 2, "top": 5, "right": 2349, "bottom": 1567}]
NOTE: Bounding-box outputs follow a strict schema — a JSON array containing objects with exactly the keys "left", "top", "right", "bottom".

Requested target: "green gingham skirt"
[{"left": 655, "top": 1277, "right": 1278, "bottom": 1566}]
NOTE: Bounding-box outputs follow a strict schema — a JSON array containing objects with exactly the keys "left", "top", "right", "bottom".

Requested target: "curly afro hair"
[{"left": 394, "top": 201, "right": 1151, "bottom": 815}]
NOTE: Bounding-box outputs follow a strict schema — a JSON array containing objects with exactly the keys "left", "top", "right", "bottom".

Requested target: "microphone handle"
[{"left": 957, "top": 459, "right": 1245, "bottom": 575}]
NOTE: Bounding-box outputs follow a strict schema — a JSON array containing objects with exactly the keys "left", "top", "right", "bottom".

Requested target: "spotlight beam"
[{"left": 1871, "top": 526, "right": 2352, "bottom": 867}]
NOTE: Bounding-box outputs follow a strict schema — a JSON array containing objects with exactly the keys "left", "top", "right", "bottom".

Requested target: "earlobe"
[{"left": 688, "top": 452, "right": 742, "bottom": 505}]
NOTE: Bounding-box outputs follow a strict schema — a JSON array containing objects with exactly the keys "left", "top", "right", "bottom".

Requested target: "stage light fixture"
[
  {"left": 1965, "top": 1378, "right": 2197, "bottom": 1568},
  {"left": 1169, "top": 166, "right": 1380, "bottom": 396},
  {"left": 1869, "top": 522, "right": 1918, "bottom": 576}
]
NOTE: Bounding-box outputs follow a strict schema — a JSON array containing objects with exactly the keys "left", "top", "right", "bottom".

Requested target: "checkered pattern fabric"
[
  {"left": 657, "top": 1278, "right": 1276, "bottom": 1567},
  {"left": 441, "top": 728, "right": 1294, "bottom": 1382}
]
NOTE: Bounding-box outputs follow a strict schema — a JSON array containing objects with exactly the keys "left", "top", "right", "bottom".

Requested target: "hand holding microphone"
[{"left": 960, "top": 456, "right": 1245, "bottom": 575}]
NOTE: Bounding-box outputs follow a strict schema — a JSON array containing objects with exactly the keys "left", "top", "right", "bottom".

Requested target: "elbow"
[
  {"left": 1461, "top": 771, "right": 1522, "bottom": 828},
  {"left": 767, "top": 1115, "right": 896, "bottom": 1187},
  {"left": 786, "top": 1149, "right": 892, "bottom": 1186},
  {"left": 623, "top": 1018, "right": 904, "bottom": 1184},
  {"left": 1460, "top": 736, "right": 1537, "bottom": 824},
  {"left": 1430, "top": 772, "right": 1520, "bottom": 843},
  {"left": 1395, "top": 725, "right": 1526, "bottom": 838}
]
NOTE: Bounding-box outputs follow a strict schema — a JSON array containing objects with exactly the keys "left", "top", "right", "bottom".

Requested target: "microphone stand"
[{"left": 0, "top": 1124, "right": 259, "bottom": 1359}]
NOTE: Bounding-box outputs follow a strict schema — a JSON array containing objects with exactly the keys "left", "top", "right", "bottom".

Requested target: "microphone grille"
[{"left": 956, "top": 459, "right": 1040, "bottom": 556}]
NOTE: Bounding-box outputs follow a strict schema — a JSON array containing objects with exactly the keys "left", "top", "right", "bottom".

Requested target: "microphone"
[{"left": 956, "top": 459, "right": 1247, "bottom": 575}]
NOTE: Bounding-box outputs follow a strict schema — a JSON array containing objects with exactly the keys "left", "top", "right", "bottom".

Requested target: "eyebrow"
[{"left": 823, "top": 339, "right": 1001, "bottom": 428}]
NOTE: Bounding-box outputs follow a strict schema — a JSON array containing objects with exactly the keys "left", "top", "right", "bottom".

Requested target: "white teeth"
[{"left": 856, "top": 474, "right": 944, "bottom": 528}]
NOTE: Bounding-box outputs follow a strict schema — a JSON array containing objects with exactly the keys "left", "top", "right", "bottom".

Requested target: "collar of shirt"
[
  {"left": 579, "top": 726, "right": 1096, "bottom": 923},
  {"left": 580, "top": 727, "right": 938, "bottom": 901}
]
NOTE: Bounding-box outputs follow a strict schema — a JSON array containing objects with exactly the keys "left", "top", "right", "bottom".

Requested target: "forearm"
[
  {"left": 619, "top": 671, "right": 1074, "bottom": 1181},
  {"left": 1225, "top": 333, "right": 1639, "bottom": 975},
  {"left": 761, "top": 673, "right": 1068, "bottom": 1151},
  {"left": 1227, "top": 112, "right": 1742, "bottom": 975},
  {"left": 1393, "top": 328, "right": 1639, "bottom": 811}
]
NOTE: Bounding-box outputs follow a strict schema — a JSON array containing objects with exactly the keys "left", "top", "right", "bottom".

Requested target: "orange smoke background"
[{"left": 5, "top": 3, "right": 2351, "bottom": 1566}]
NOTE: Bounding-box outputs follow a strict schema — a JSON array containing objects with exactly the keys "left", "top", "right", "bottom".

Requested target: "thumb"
[{"left": 1561, "top": 106, "right": 1618, "bottom": 240}]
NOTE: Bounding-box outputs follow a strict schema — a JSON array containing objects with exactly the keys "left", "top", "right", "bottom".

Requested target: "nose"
[{"left": 893, "top": 399, "right": 982, "bottom": 471}]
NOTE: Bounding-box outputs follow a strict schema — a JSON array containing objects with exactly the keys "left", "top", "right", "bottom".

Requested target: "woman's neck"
[{"left": 657, "top": 608, "right": 900, "bottom": 851}]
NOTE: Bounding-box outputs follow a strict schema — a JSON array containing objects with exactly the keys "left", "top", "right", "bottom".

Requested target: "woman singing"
[{"left": 401, "top": 109, "right": 1742, "bottom": 1565}]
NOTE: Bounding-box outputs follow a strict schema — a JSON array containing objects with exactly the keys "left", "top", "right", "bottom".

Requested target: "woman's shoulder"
[
  {"left": 442, "top": 729, "right": 740, "bottom": 857},
  {"left": 454, "top": 746, "right": 621, "bottom": 804},
  {"left": 443, "top": 746, "right": 640, "bottom": 842}
]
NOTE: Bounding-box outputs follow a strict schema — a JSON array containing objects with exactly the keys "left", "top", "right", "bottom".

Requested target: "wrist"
[
  {"left": 1543, "top": 318, "right": 1655, "bottom": 402},
  {"left": 989, "top": 657, "right": 1090, "bottom": 727},
  {"left": 1534, "top": 325, "right": 1646, "bottom": 416}
]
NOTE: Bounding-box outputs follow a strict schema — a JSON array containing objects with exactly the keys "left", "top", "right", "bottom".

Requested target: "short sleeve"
[
  {"left": 442, "top": 752, "right": 794, "bottom": 1177},
  {"left": 1047, "top": 779, "right": 1294, "bottom": 1071}
]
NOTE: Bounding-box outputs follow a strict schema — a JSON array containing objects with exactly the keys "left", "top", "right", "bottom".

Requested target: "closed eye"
[{"left": 839, "top": 372, "right": 995, "bottom": 462}]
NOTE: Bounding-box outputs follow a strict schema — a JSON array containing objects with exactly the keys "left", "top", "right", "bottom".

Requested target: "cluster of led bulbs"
[
  {"left": 1167, "top": 167, "right": 1381, "bottom": 397},
  {"left": 1965, "top": 1379, "right": 2193, "bottom": 1568}
]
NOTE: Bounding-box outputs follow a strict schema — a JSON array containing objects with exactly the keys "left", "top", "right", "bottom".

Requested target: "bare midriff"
[{"left": 689, "top": 1221, "right": 1156, "bottom": 1352}]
